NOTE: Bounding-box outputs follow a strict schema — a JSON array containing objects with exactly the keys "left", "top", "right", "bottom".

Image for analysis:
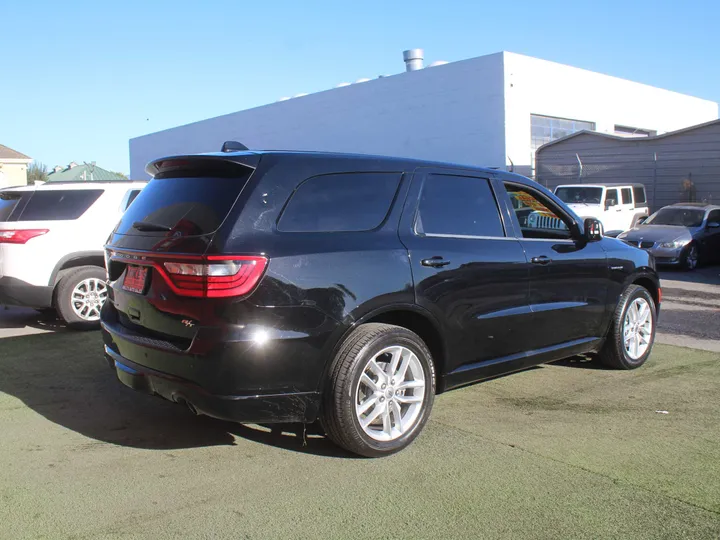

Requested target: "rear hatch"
[{"left": 104, "top": 155, "right": 264, "bottom": 348}]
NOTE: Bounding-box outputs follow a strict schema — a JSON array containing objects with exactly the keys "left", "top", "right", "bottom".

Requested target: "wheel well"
[
  {"left": 51, "top": 255, "right": 105, "bottom": 287},
  {"left": 632, "top": 276, "right": 659, "bottom": 306},
  {"left": 365, "top": 310, "right": 446, "bottom": 384}
]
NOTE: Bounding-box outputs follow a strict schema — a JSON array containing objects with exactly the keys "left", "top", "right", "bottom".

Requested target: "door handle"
[
  {"left": 421, "top": 256, "right": 451, "bottom": 268},
  {"left": 530, "top": 256, "right": 552, "bottom": 265}
]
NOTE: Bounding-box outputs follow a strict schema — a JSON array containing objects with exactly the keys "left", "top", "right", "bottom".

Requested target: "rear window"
[
  {"left": 621, "top": 188, "right": 632, "bottom": 204},
  {"left": 277, "top": 173, "right": 401, "bottom": 233},
  {"left": 18, "top": 190, "right": 103, "bottom": 221},
  {"left": 633, "top": 186, "right": 646, "bottom": 203},
  {"left": 115, "top": 176, "right": 251, "bottom": 236},
  {"left": 0, "top": 192, "right": 24, "bottom": 221}
]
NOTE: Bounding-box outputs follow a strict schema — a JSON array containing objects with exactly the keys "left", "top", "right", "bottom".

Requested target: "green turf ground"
[{"left": 1, "top": 331, "right": 718, "bottom": 539}]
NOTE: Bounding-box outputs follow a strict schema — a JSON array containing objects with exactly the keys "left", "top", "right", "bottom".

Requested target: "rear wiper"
[{"left": 132, "top": 220, "right": 172, "bottom": 232}]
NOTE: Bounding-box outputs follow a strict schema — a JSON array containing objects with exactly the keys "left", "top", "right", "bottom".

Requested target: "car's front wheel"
[
  {"left": 322, "top": 323, "right": 436, "bottom": 457},
  {"left": 681, "top": 243, "right": 699, "bottom": 271},
  {"left": 599, "top": 284, "right": 657, "bottom": 369},
  {"left": 55, "top": 266, "right": 108, "bottom": 329}
]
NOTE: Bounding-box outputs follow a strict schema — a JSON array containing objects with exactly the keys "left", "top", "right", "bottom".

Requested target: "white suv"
[
  {"left": 0, "top": 181, "right": 146, "bottom": 327},
  {"left": 553, "top": 184, "right": 649, "bottom": 235}
]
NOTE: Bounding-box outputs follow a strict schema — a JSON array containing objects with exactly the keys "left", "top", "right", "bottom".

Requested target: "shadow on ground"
[
  {"left": 0, "top": 307, "right": 67, "bottom": 332},
  {"left": 0, "top": 331, "right": 356, "bottom": 458}
]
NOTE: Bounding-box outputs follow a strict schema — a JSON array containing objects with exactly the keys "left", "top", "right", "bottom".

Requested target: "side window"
[
  {"left": 415, "top": 174, "right": 504, "bottom": 238},
  {"left": 633, "top": 186, "right": 646, "bottom": 204},
  {"left": 277, "top": 172, "right": 401, "bottom": 232},
  {"left": 605, "top": 189, "right": 619, "bottom": 207},
  {"left": 125, "top": 190, "right": 142, "bottom": 210},
  {"left": 707, "top": 210, "right": 720, "bottom": 224},
  {"left": 504, "top": 183, "right": 572, "bottom": 240},
  {"left": 18, "top": 190, "right": 104, "bottom": 221},
  {"left": 621, "top": 188, "right": 632, "bottom": 204}
]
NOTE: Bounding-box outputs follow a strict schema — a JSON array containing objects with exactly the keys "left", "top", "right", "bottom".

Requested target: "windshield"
[
  {"left": 644, "top": 208, "right": 705, "bottom": 227},
  {"left": 554, "top": 187, "right": 603, "bottom": 204}
]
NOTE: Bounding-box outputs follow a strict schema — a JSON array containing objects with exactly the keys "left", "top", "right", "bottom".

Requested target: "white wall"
[
  {"left": 130, "top": 53, "right": 506, "bottom": 180},
  {"left": 0, "top": 160, "right": 30, "bottom": 188},
  {"left": 503, "top": 52, "right": 719, "bottom": 175}
]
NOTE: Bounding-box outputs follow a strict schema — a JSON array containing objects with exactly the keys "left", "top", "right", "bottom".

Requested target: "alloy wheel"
[
  {"left": 355, "top": 345, "right": 425, "bottom": 442},
  {"left": 71, "top": 278, "right": 107, "bottom": 321},
  {"left": 622, "top": 297, "right": 653, "bottom": 360}
]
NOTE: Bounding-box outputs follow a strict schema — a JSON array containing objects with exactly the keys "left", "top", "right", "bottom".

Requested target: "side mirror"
[
  {"left": 708, "top": 222, "right": 720, "bottom": 229},
  {"left": 605, "top": 199, "right": 617, "bottom": 209},
  {"left": 584, "top": 218, "right": 603, "bottom": 242},
  {"left": 636, "top": 216, "right": 648, "bottom": 225}
]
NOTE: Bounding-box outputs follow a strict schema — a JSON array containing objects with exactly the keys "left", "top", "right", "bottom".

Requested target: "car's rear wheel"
[
  {"left": 55, "top": 266, "right": 108, "bottom": 329},
  {"left": 681, "top": 243, "right": 699, "bottom": 271},
  {"left": 599, "top": 284, "right": 657, "bottom": 369},
  {"left": 322, "top": 323, "right": 436, "bottom": 457}
]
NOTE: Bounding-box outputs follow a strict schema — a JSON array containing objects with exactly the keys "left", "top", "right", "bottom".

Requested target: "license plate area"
[{"left": 122, "top": 265, "right": 149, "bottom": 294}]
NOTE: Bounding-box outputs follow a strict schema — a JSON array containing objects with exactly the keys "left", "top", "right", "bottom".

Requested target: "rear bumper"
[
  {"left": 0, "top": 276, "right": 53, "bottom": 308},
  {"left": 105, "top": 346, "right": 320, "bottom": 424}
]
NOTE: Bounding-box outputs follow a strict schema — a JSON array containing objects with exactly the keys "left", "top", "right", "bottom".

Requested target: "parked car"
[
  {"left": 0, "top": 180, "right": 146, "bottom": 326},
  {"left": 529, "top": 183, "right": 649, "bottom": 236},
  {"left": 101, "top": 147, "right": 660, "bottom": 457},
  {"left": 617, "top": 203, "right": 720, "bottom": 270}
]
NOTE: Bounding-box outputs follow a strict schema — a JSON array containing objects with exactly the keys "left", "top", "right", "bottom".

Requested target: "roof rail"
[{"left": 221, "top": 141, "right": 249, "bottom": 152}]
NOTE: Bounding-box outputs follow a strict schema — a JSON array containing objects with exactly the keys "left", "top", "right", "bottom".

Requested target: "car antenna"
[{"left": 221, "top": 141, "right": 249, "bottom": 152}]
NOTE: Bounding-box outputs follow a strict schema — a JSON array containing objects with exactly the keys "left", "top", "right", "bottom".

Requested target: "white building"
[{"left": 129, "top": 51, "right": 718, "bottom": 180}]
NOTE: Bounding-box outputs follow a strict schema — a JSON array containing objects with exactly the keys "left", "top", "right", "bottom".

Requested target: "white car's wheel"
[{"left": 55, "top": 266, "right": 108, "bottom": 329}]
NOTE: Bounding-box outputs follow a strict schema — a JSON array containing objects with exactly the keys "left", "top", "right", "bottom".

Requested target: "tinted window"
[
  {"left": 0, "top": 192, "right": 24, "bottom": 221},
  {"left": 707, "top": 210, "right": 720, "bottom": 224},
  {"left": 125, "top": 190, "right": 141, "bottom": 210},
  {"left": 621, "top": 188, "right": 632, "bottom": 204},
  {"left": 278, "top": 173, "right": 401, "bottom": 233},
  {"left": 18, "top": 190, "right": 103, "bottom": 221},
  {"left": 417, "top": 175, "right": 504, "bottom": 237},
  {"left": 645, "top": 208, "right": 705, "bottom": 228},
  {"left": 555, "top": 187, "right": 602, "bottom": 204},
  {"left": 117, "top": 176, "right": 251, "bottom": 236},
  {"left": 505, "top": 183, "right": 571, "bottom": 240},
  {"left": 605, "top": 189, "right": 619, "bottom": 206},
  {"left": 633, "top": 186, "right": 646, "bottom": 203}
]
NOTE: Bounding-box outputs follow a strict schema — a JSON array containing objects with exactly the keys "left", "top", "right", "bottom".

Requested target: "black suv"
[{"left": 101, "top": 148, "right": 660, "bottom": 457}]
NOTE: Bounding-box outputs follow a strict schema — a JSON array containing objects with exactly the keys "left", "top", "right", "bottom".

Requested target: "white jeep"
[{"left": 526, "top": 183, "right": 649, "bottom": 236}]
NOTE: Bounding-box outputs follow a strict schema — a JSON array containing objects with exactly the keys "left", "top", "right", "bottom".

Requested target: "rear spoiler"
[{"left": 145, "top": 153, "right": 261, "bottom": 179}]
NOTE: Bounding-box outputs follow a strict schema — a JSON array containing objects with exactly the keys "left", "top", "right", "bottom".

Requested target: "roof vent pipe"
[{"left": 403, "top": 49, "right": 424, "bottom": 72}]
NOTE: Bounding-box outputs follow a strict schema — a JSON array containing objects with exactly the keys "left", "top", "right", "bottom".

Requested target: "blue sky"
[{"left": 2, "top": 0, "right": 718, "bottom": 175}]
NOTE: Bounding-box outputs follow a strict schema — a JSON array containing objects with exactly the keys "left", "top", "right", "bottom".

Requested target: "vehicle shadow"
[
  {"left": 0, "top": 307, "right": 67, "bottom": 332},
  {"left": 551, "top": 355, "right": 606, "bottom": 369},
  {"left": 0, "top": 331, "right": 354, "bottom": 458}
]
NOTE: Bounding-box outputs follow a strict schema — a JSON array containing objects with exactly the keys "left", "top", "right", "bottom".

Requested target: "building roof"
[
  {"left": 46, "top": 162, "right": 126, "bottom": 182},
  {"left": 537, "top": 118, "right": 720, "bottom": 153},
  {"left": 0, "top": 144, "right": 31, "bottom": 160}
]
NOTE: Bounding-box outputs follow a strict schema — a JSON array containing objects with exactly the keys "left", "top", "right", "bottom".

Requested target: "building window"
[
  {"left": 531, "top": 114, "right": 595, "bottom": 151},
  {"left": 614, "top": 125, "right": 657, "bottom": 138}
]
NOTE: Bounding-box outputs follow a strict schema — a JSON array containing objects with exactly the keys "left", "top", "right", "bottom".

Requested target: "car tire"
[
  {"left": 599, "top": 284, "right": 657, "bottom": 370},
  {"left": 680, "top": 243, "right": 699, "bottom": 271},
  {"left": 321, "top": 323, "right": 436, "bottom": 457},
  {"left": 55, "top": 266, "right": 108, "bottom": 329}
]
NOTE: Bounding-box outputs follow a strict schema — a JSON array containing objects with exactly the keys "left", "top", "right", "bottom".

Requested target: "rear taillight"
[
  {"left": 161, "top": 256, "right": 267, "bottom": 298},
  {"left": 0, "top": 229, "right": 49, "bottom": 244}
]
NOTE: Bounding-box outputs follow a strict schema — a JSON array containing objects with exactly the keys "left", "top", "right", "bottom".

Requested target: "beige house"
[{"left": 0, "top": 144, "right": 32, "bottom": 188}]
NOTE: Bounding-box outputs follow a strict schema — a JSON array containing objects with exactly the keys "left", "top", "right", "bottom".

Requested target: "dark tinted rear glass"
[
  {"left": 18, "top": 190, "right": 103, "bottom": 221},
  {"left": 0, "top": 192, "right": 24, "bottom": 221},
  {"left": 633, "top": 186, "right": 646, "bottom": 203},
  {"left": 417, "top": 175, "right": 504, "bottom": 237},
  {"left": 621, "top": 188, "right": 632, "bottom": 204},
  {"left": 116, "top": 176, "right": 251, "bottom": 236},
  {"left": 277, "top": 173, "right": 401, "bottom": 232}
]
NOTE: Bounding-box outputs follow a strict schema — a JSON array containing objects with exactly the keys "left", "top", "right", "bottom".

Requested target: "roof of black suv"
[{"left": 147, "top": 150, "right": 530, "bottom": 183}]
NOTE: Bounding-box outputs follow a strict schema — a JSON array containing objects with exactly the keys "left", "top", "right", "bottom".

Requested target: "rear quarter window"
[
  {"left": 633, "top": 186, "right": 646, "bottom": 204},
  {"left": 277, "top": 172, "right": 402, "bottom": 233},
  {"left": 18, "top": 190, "right": 104, "bottom": 221},
  {"left": 0, "top": 191, "right": 25, "bottom": 221}
]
